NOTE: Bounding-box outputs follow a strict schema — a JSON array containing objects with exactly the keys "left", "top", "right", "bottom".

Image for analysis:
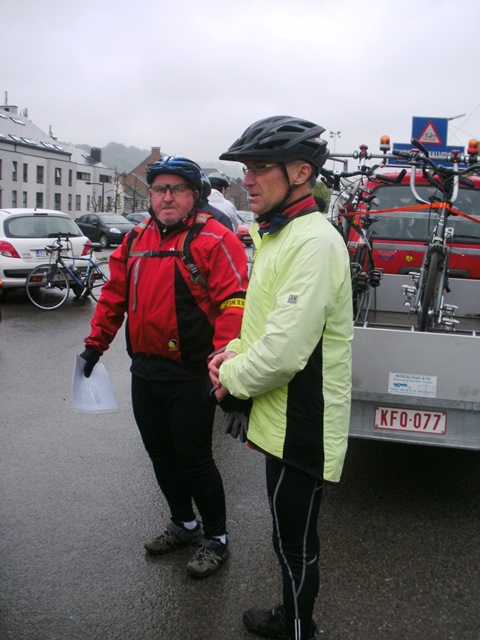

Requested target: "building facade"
[
  {"left": 0, "top": 102, "right": 115, "bottom": 218},
  {"left": 119, "top": 146, "right": 163, "bottom": 213}
]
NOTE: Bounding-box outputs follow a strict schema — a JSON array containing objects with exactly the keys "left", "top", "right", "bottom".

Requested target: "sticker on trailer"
[{"left": 388, "top": 372, "right": 437, "bottom": 398}]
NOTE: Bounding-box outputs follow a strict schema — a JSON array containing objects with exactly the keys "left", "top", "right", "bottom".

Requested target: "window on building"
[
  {"left": 99, "top": 174, "right": 111, "bottom": 184},
  {"left": 68, "top": 194, "right": 72, "bottom": 211},
  {"left": 12, "top": 190, "right": 17, "bottom": 207},
  {"left": 12, "top": 161, "right": 18, "bottom": 181},
  {"left": 0, "top": 190, "right": 2, "bottom": 208},
  {"left": 76, "top": 171, "right": 91, "bottom": 181},
  {"left": 23, "top": 163, "right": 28, "bottom": 182},
  {"left": 22, "top": 191, "right": 27, "bottom": 207},
  {"left": 36, "top": 192, "right": 44, "bottom": 208},
  {"left": 54, "top": 193, "right": 61, "bottom": 211},
  {"left": 55, "top": 168, "right": 62, "bottom": 186},
  {"left": 0, "top": 159, "right": 2, "bottom": 179},
  {"left": 86, "top": 195, "right": 91, "bottom": 212},
  {"left": 37, "top": 166, "right": 44, "bottom": 184},
  {"left": 76, "top": 195, "right": 81, "bottom": 211},
  {"left": 68, "top": 170, "right": 73, "bottom": 187}
]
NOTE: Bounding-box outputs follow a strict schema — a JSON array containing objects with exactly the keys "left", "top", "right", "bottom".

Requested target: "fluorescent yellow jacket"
[{"left": 219, "top": 196, "right": 353, "bottom": 482}]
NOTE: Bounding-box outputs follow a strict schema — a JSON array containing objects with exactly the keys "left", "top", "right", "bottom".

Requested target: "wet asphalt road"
[{"left": 1, "top": 283, "right": 480, "bottom": 640}]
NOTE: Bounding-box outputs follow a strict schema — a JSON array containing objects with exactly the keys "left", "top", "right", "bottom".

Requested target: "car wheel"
[{"left": 100, "top": 234, "right": 110, "bottom": 248}]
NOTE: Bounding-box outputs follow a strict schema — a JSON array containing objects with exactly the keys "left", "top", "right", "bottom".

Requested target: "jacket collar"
[{"left": 257, "top": 194, "right": 317, "bottom": 236}]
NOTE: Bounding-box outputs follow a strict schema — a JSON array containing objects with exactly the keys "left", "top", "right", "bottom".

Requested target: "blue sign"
[
  {"left": 412, "top": 117, "right": 448, "bottom": 147},
  {"left": 389, "top": 116, "right": 464, "bottom": 166}
]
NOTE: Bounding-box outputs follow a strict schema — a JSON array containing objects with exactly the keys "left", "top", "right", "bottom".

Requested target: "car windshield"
[
  {"left": 237, "top": 211, "right": 255, "bottom": 225},
  {"left": 369, "top": 185, "right": 480, "bottom": 243},
  {"left": 100, "top": 214, "right": 131, "bottom": 224},
  {"left": 4, "top": 215, "right": 83, "bottom": 239}
]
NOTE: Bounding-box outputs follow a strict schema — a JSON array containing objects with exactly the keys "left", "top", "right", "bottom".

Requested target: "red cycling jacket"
[{"left": 85, "top": 211, "right": 248, "bottom": 376}]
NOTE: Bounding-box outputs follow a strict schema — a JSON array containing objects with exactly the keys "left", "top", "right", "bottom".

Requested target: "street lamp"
[
  {"left": 86, "top": 181, "right": 105, "bottom": 212},
  {"left": 329, "top": 131, "right": 341, "bottom": 152}
]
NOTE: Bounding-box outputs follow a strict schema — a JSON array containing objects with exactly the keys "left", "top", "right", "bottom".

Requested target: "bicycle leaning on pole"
[
  {"left": 396, "top": 138, "right": 480, "bottom": 331},
  {"left": 25, "top": 235, "right": 110, "bottom": 310}
]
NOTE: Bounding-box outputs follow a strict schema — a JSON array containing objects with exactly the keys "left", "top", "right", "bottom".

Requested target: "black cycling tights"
[
  {"left": 266, "top": 457, "right": 323, "bottom": 640},
  {"left": 132, "top": 374, "right": 226, "bottom": 538}
]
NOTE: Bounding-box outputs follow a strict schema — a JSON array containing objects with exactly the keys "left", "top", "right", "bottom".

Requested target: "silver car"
[{"left": 0, "top": 208, "right": 90, "bottom": 298}]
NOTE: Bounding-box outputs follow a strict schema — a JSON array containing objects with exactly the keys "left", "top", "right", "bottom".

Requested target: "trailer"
[{"left": 350, "top": 273, "right": 480, "bottom": 449}]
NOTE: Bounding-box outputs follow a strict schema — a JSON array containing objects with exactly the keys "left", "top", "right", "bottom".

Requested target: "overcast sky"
[{"left": 2, "top": 0, "right": 480, "bottom": 175}]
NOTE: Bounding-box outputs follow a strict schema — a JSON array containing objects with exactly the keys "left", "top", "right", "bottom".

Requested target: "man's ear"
[{"left": 291, "top": 163, "right": 313, "bottom": 185}]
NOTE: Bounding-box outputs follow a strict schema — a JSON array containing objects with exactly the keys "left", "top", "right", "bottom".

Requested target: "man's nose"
[{"left": 242, "top": 173, "right": 255, "bottom": 187}]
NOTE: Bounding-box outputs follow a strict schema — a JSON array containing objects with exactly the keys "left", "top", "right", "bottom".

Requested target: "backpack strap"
[
  {"left": 181, "top": 212, "right": 212, "bottom": 287},
  {"left": 127, "top": 213, "right": 212, "bottom": 287}
]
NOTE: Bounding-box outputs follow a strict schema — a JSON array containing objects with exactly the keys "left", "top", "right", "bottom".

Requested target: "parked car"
[
  {"left": 75, "top": 213, "right": 134, "bottom": 248},
  {"left": 237, "top": 210, "right": 256, "bottom": 226},
  {"left": 0, "top": 208, "right": 90, "bottom": 297},
  {"left": 235, "top": 210, "right": 255, "bottom": 246},
  {"left": 126, "top": 212, "right": 149, "bottom": 224}
]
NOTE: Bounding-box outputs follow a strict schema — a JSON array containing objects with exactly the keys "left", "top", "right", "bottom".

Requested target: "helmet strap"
[{"left": 256, "top": 162, "right": 303, "bottom": 223}]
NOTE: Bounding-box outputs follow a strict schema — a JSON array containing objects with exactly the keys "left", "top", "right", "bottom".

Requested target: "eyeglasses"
[
  {"left": 242, "top": 163, "right": 279, "bottom": 176},
  {"left": 150, "top": 183, "right": 193, "bottom": 196}
]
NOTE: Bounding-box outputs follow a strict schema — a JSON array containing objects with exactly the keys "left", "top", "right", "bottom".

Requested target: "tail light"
[
  {"left": 81, "top": 240, "right": 92, "bottom": 256},
  {"left": 0, "top": 241, "right": 21, "bottom": 259}
]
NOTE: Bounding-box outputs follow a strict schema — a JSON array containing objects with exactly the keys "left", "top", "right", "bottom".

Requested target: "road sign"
[
  {"left": 389, "top": 116, "right": 464, "bottom": 166},
  {"left": 412, "top": 117, "right": 448, "bottom": 148}
]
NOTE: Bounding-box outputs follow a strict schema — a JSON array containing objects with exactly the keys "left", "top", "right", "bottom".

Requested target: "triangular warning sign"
[{"left": 418, "top": 121, "right": 443, "bottom": 146}]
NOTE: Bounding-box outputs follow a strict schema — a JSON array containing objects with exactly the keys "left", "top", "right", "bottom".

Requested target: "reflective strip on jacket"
[{"left": 219, "top": 203, "right": 353, "bottom": 482}]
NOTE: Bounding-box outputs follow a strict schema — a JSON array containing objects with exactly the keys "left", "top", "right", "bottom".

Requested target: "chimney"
[{"left": 90, "top": 147, "right": 102, "bottom": 163}]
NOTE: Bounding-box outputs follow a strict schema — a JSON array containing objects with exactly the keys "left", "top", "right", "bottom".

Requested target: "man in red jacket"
[{"left": 80, "top": 156, "right": 248, "bottom": 578}]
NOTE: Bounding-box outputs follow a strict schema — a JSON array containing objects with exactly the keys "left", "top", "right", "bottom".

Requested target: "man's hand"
[
  {"left": 208, "top": 350, "right": 236, "bottom": 390},
  {"left": 79, "top": 347, "right": 101, "bottom": 378}
]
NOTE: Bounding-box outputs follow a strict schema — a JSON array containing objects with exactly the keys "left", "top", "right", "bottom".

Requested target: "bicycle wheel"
[
  {"left": 418, "top": 251, "right": 440, "bottom": 331},
  {"left": 87, "top": 260, "right": 110, "bottom": 301},
  {"left": 351, "top": 245, "right": 367, "bottom": 315},
  {"left": 26, "top": 264, "right": 70, "bottom": 310}
]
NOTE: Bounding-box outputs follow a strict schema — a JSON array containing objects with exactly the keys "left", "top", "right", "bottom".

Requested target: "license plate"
[
  {"left": 374, "top": 406, "right": 447, "bottom": 435},
  {"left": 35, "top": 249, "right": 68, "bottom": 258}
]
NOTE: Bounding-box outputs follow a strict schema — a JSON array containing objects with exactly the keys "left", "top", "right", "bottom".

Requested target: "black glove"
[
  {"left": 219, "top": 395, "right": 252, "bottom": 443},
  {"left": 223, "top": 411, "right": 249, "bottom": 443},
  {"left": 80, "top": 347, "right": 101, "bottom": 378}
]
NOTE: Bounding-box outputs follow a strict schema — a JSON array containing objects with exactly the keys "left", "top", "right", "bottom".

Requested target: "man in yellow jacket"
[{"left": 209, "top": 116, "right": 353, "bottom": 640}]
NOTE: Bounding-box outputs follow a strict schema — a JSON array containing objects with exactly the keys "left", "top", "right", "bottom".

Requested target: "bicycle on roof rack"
[
  {"left": 321, "top": 159, "right": 387, "bottom": 320},
  {"left": 25, "top": 235, "right": 110, "bottom": 310},
  {"left": 393, "top": 138, "right": 480, "bottom": 331}
]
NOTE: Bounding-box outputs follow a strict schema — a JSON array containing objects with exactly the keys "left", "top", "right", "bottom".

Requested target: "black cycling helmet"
[
  {"left": 219, "top": 116, "right": 329, "bottom": 173},
  {"left": 146, "top": 156, "right": 203, "bottom": 191},
  {"left": 208, "top": 171, "right": 231, "bottom": 190}
]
